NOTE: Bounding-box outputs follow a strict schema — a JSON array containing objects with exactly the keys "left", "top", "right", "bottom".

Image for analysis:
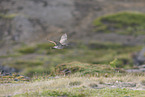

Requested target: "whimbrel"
[{"left": 48, "top": 33, "right": 68, "bottom": 49}]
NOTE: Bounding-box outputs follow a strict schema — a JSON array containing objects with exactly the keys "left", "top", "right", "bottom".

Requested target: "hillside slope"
[{"left": 0, "top": 0, "right": 145, "bottom": 46}]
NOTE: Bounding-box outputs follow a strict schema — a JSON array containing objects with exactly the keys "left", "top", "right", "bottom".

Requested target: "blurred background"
[{"left": 0, "top": 0, "right": 145, "bottom": 77}]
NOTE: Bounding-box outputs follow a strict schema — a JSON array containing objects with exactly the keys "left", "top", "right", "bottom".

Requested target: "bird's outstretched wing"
[
  {"left": 47, "top": 39, "right": 57, "bottom": 45},
  {"left": 59, "top": 33, "right": 67, "bottom": 45}
]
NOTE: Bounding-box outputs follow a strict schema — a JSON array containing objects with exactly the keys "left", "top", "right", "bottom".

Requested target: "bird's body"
[
  {"left": 48, "top": 33, "right": 68, "bottom": 49},
  {"left": 53, "top": 44, "right": 64, "bottom": 49}
]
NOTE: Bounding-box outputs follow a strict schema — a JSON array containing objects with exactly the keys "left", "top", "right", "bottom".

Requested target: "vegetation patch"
[
  {"left": 17, "top": 46, "right": 37, "bottom": 54},
  {"left": 0, "top": 13, "right": 17, "bottom": 19},
  {"left": 89, "top": 83, "right": 98, "bottom": 88},
  {"left": 36, "top": 43, "right": 55, "bottom": 50},
  {"left": 0, "top": 53, "right": 21, "bottom": 58},
  {"left": 8, "top": 60, "right": 44, "bottom": 72},
  {"left": 54, "top": 62, "right": 114, "bottom": 76},
  {"left": 16, "top": 43, "right": 67, "bottom": 55},
  {"left": 93, "top": 12, "right": 145, "bottom": 35},
  {"left": 87, "top": 42, "right": 130, "bottom": 50},
  {"left": 69, "top": 81, "right": 82, "bottom": 86},
  {"left": 14, "top": 88, "right": 145, "bottom": 97},
  {"left": 0, "top": 74, "right": 30, "bottom": 83},
  {"left": 22, "top": 66, "right": 50, "bottom": 77},
  {"left": 141, "top": 80, "right": 145, "bottom": 86},
  {"left": 14, "top": 60, "right": 43, "bottom": 66}
]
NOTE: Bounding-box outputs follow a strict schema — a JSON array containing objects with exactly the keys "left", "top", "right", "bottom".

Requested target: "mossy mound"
[
  {"left": 93, "top": 12, "right": 145, "bottom": 35},
  {"left": 54, "top": 62, "right": 114, "bottom": 76}
]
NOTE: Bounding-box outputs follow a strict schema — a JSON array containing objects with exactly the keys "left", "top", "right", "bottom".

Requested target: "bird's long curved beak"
[{"left": 47, "top": 38, "right": 57, "bottom": 45}]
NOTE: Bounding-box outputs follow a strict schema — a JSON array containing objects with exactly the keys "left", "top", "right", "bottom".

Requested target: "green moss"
[
  {"left": 109, "top": 58, "right": 118, "bottom": 68},
  {"left": 0, "top": 13, "right": 17, "bottom": 19},
  {"left": 93, "top": 12, "right": 145, "bottom": 35}
]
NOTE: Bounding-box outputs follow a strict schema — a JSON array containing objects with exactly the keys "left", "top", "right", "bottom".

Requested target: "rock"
[
  {"left": 125, "top": 69, "right": 141, "bottom": 73},
  {"left": 14, "top": 78, "right": 19, "bottom": 81},
  {"left": 0, "top": 65, "right": 16, "bottom": 74},
  {"left": 139, "top": 68, "right": 145, "bottom": 72},
  {"left": 121, "top": 82, "right": 136, "bottom": 87},
  {"left": 132, "top": 47, "right": 145, "bottom": 65},
  {"left": 126, "top": 64, "right": 145, "bottom": 73},
  {"left": 137, "top": 47, "right": 145, "bottom": 64},
  {"left": 138, "top": 65, "right": 145, "bottom": 68}
]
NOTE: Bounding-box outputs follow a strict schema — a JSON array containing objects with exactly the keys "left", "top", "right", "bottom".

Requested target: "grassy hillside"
[{"left": 0, "top": 42, "right": 143, "bottom": 77}]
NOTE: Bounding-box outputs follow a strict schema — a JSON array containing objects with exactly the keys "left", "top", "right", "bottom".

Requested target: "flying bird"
[{"left": 47, "top": 33, "right": 68, "bottom": 49}]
